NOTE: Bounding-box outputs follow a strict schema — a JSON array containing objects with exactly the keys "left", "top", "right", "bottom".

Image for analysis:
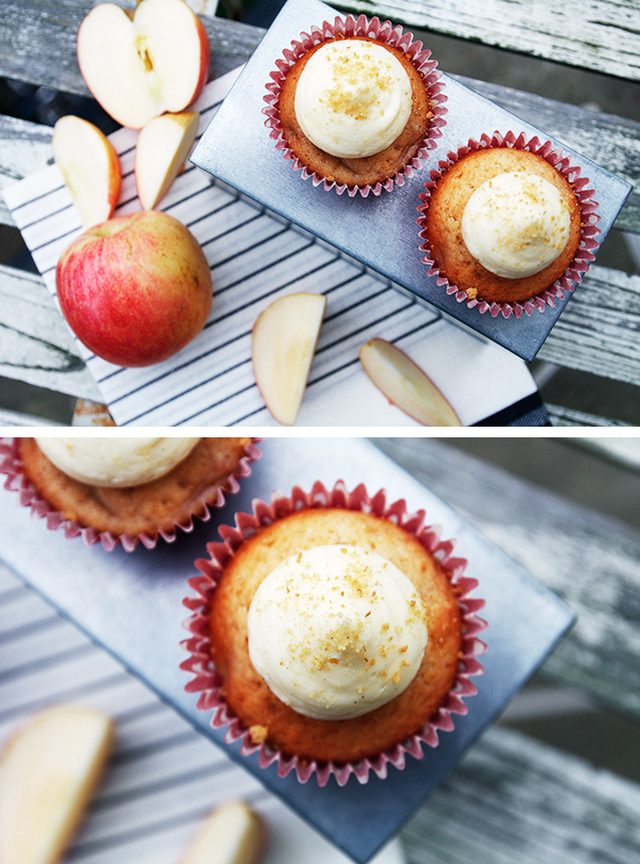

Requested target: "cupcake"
[
  {"left": 181, "top": 481, "right": 486, "bottom": 786},
  {"left": 417, "top": 131, "right": 600, "bottom": 317},
  {"left": 263, "top": 15, "right": 447, "bottom": 196},
  {"left": 0, "top": 437, "right": 259, "bottom": 552}
]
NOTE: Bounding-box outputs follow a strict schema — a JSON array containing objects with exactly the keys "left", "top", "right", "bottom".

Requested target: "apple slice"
[
  {"left": 251, "top": 292, "right": 326, "bottom": 425},
  {"left": 77, "top": 0, "right": 210, "bottom": 129},
  {"left": 0, "top": 704, "right": 114, "bottom": 864},
  {"left": 359, "top": 338, "right": 462, "bottom": 426},
  {"left": 180, "top": 800, "right": 264, "bottom": 864},
  {"left": 52, "top": 115, "right": 122, "bottom": 228},
  {"left": 135, "top": 110, "right": 200, "bottom": 210}
]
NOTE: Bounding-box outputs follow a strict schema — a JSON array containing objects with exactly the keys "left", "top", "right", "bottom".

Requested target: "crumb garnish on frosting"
[{"left": 247, "top": 544, "right": 428, "bottom": 719}]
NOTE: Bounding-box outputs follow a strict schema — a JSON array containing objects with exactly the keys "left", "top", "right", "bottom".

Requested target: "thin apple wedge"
[
  {"left": 179, "top": 800, "right": 264, "bottom": 864},
  {"left": 0, "top": 703, "right": 114, "bottom": 864},
  {"left": 359, "top": 338, "right": 462, "bottom": 426},
  {"left": 135, "top": 110, "right": 200, "bottom": 210},
  {"left": 251, "top": 292, "right": 326, "bottom": 425},
  {"left": 52, "top": 115, "right": 122, "bottom": 229}
]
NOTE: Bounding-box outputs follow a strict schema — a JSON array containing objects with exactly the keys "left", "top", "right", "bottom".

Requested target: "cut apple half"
[
  {"left": 52, "top": 115, "right": 122, "bottom": 229},
  {"left": 77, "top": 0, "right": 210, "bottom": 129},
  {"left": 0, "top": 703, "right": 114, "bottom": 864},
  {"left": 359, "top": 338, "right": 462, "bottom": 426},
  {"left": 179, "top": 800, "right": 264, "bottom": 864},
  {"left": 251, "top": 292, "right": 327, "bottom": 425},
  {"left": 135, "top": 110, "right": 200, "bottom": 209}
]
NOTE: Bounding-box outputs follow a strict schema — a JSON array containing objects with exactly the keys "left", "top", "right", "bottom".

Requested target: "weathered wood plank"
[
  {"left": 545, "top": 404, "right": 633, "bottom": 427},
  {"left": 338, "top": 0, "right": 640, "bottom": 82},
  {"left": 0, "top": 406, "right": 64, "bottom": 426},
  {"left": 0, "top": 115, "right": 53, "bottom": 227},
  {"left": 0, "top": 264, "right": 101, "bottom": 400},
  {"left": 538, "top": 265, "right": 640, "bottom": 385},
  {"left": 400, "top": 725, "right": 640, "bottom": 864},
  {"left": 0, "top": 0, "right": 264, "bottom": 95},
  {"left": 374, "top": 437, "right": 640, "bottom": 718}
]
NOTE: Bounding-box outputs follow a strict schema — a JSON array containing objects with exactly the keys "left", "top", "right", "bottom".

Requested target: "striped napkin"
[
  {"left": 0, "top": 560, "right": 405, "bottom": 864},
  {"left": 3, "top": 69, "right": 546, "bottom": 427}
]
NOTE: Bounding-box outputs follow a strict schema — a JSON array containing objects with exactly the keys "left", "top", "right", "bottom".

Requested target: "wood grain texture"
[
  {"left": 0, "top": 264, "right": 101, "bottom": 400},
  {"left": 0, "top": 116, "right": 53, "bottom": 227},
  {"left": 545, "top": 404, "right": 632, "bottom": 427},
  {"left": 374, "top": 437, "right": 640, "bottom": 718},
  {"left": 538, "top": 265, "right": 640, "bottom": 385},
  {"left": 0, "top": 0, "right": 264, "bottom": 95},
  {"left": 338, "top": 0, "right": 640, "bottom": 82},
  {"left": 400, "top": 725, "right": 640, "bottom": 864}
]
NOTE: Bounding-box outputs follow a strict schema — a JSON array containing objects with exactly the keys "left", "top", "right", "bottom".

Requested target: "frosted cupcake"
[
  {"left": 0, "top": 437, "right": 259, "bottom": 551},
  {"left": 181, "top": 481, "right": 486, "bottom": 786},
  {"left": 264, "top": 15, "right": 447, "bottom": 196},
  {"left": 417, "top": 131, "right": 600, "bottom": 318}
]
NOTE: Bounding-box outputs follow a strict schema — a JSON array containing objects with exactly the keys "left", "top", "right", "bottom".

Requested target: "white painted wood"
[
  {"left": 401, "top": 725, "right": 640, "bottom": 864},
  {"left": 0, "top": 0, "right": 264, "bottom": 95},
  {"left": 545, "top": 404, "right": 632, "bottom": 427},
  {"left": 538, "top": 265, "right": 640, "bottom": 386},
  {"left": 0, "top": 264, "right": 101, "bottom": 400},
  {"left": 340, "top": 0, "right": 640, "bottom": 82},
  {"left": 373, "top": 437, "right": 640, "bottom": 718}
]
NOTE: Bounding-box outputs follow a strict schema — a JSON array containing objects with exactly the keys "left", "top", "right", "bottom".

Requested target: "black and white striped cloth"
[{"left": 0, "top": 560, "right": 404, "bottom": 864}]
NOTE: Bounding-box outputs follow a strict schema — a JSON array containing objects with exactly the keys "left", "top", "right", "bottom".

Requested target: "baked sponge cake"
[
  {"left": 422, "top": 146, "right": 583, "bottom": 305},
  {"left": 12, "top": 437, "right": 255, "bottom": 548},
  {"left": 277, "top": 36, "right": 435, "bottom": 190},
  {"left": 207, "top": 506, "right": 464, "bottom": 765}
]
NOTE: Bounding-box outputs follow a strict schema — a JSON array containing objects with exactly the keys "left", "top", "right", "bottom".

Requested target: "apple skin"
[{"left": 56, "top": 211, "right": 212, "bottom": 367}]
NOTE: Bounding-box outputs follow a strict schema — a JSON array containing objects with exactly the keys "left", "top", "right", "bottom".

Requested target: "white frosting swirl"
[
  {"left": 293, "top": 39, "right": 413, "bottom": 158},
  {"left": 247, "top": 544, "right": 428, "bottom": 720},
  {"left": 35, "top": 437, "right": 200, "bottom": 487},
  {"left": 461, "top": 170, "right": 572, "bottom": 278}
]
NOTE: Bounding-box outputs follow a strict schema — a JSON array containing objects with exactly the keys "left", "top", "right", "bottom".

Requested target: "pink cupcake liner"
[
  {"left": 263, "top": 14, "right": 448, "bottom": 198},
  {"left": 417, "top": 130, "right": 601, "bottom": 319},
  {"left": 180, "top": 479, "right": 487, "bottom": 788},
  {"left": 0, "top": 437, "right": 261, "bottom": 553}
]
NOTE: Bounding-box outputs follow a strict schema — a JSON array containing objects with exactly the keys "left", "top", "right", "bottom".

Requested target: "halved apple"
[
  {"left": 359, "top": 338, "right": 462, "bottom": 426},
  {"left": 251, "top": 292, "right": 327, "bottom": 425},
  {"left": 0, "top": 703, "right": 114, "bottom": 864},
  {"left": 180, "top": 800, "right": 264, "bottom": 864},
  {"left": 77, "top": 0, "right": 210, "bottom": 129},
  {"left": 135, "top": 111, "right": 200, "bottom": 210},
  {"left": 52, "top": 115, "right": 122, "bottom": 229}
]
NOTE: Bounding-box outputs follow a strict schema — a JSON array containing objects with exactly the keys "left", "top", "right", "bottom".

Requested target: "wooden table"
[{"left": 1, "top": 0, "right": 640, "bottom": 425}]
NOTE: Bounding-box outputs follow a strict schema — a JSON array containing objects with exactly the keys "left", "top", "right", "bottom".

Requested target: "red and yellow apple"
[
  {"left": 77, "top": 0, "right": 210, "bottom": 129},
  {"left": 56, "top": 210, "right": 212, "bottom": 367},
  {"left": 52, "top": 114, "right": 122, "bottom": 228},
  {"left": 135, "top": 110, "right": 200, "bottom": 210},
  {"left": 359, "top": 338, "right": 462, "bottom": 426}
]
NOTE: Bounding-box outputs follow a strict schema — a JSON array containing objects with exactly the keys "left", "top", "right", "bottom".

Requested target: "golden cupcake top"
[
  {"left": 461, "top": 170, "right": 572, "bottom": 278},
  {"left": 247, "top": 543, "right": 429, "bottom": 720},
  {"left": 293, "top": 39, "right": 413, "bottom": 158}
]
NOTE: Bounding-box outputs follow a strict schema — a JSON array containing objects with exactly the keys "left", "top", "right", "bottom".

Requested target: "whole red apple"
[{"left": 56, "top": 211, "right": 212, "bottom": 367}]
